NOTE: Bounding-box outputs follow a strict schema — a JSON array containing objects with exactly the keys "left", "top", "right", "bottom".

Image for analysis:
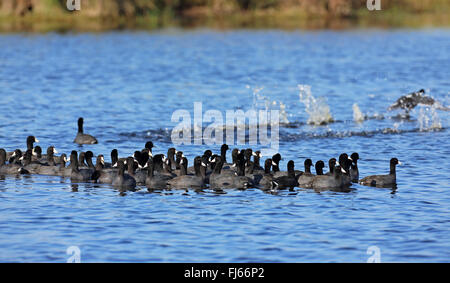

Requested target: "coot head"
[
  {"left": 111, "top": 149, "right": 118, "bottom": 166},
  {"left": 203, "top": 150, "right": 212, "bottom": 160},
  {"left": 390, "top": 158, "right": 401, "bottom": 165},
  {"left": 33, "top": 146, "right": 42, "bottom": 158},
  {"left": 26, "top": 136, "right": 39, "bottom": 150},
  {"left": 350, "top": 153, "right": 359, "bottom": 163},
  {"left": 328, "top": 158, "right": 336, "bottom": 169},
  {"left": 264, "top": 158, "right": 272, "bottom": 174},
  {"left": 338, "top": 153, "right": 348, "bottom": 166},
  {"left": 145, "top": 141, "right": 154, "bottom": 151},
  {"left": 315, "top": 160, "right": 325, "bottom": 175},
  {"left": 303, "top": 159, "right": 313, "bottom": 173}
]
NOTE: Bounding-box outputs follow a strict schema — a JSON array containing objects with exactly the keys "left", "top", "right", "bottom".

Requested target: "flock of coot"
[{"left": 0, "top": 118, "right": 401, "bottom": 192}]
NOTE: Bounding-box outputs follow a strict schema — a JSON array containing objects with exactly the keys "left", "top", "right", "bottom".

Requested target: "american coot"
[
  {"left": 168, "top": 156, "right": 206, "bottom": 189},
  {"left": 297, "top": 159, "right": 314, "bottom": 188},
  {"left": 175, "top": 150, "right": 184, "bottom": 170},
  {"left": 39, "top": 146, "right": 59, "bottom": 165},
  {"left": 167, "top": 148, "right": 177, "bottom": 170},
  {"left": 209, "top": 156, "right": 252, "bottom": 189},
  {"left": 315, "top": 161, "right": 325, "bottom": 175},
  {"left": 0, "top": 149, "right": 27, "bottom": 175},
  {"left": 145, "top": 141, "right": 154, "bottom": 153},
  {"left": 325, "top": 158, "right": 337, "bottom": 176},
  {"left": 57, "top": 154, "right": 72, "bottom": 177},
  {"left": 312, "top": 165, "right": 344, "bottom": 190},
  {"left": 271, "top": 153, "right": 282, "bottom": 175},
  {"left": 349, "top": 153, "right": 360, "bottom": 183},
  {"left": 21, "top": 149, "right": 43, "bottom": 174},
  {"left": 36, "top": 148, "right": 61, "bottom": 175},
  {"left": 91, "top": 155, "right": 117, "bottom": 184},
  {"left": 360, "top": 158, "right": 401, "bottom": 188},
  {"left": 252, "top": 151, "right": 264, "bottom": 172},
  {"left": 139, "top": 148, "right": 152, "bottom": 168},
  {"left": 69, "top": 151, "right": 94, "bottom": 182},
  {"left": 126, "top": 157, "right": 146, "bottom": 185},
  {"left": 112, "top": 160, "right": 136, "bottom": 190},
  {"left": 339, "top": 154, "right": 352, "bottom": 186},
  {"left": 6, "top": 136, "right": 39, "bottom": 161},
  {"left": 8, "top": 149, "right": 23, "bottom": 165},
  {"left": 32, "top": 146, "right": 42, "bottom": 162},
  {"left": 26, "top": 136, "right": 39, "bottom": 151},
  {"left": 220, "top": 144, "right": 229, "bottom": 164},
  {"left": 258, "top": 158, "right": 275, "bottom": 189},
  {"left": 273, "top": 160, "right": 299, "bottom": 189},
  {"left": 146, "top": 158, "right": 173, "bottom": 190},
  {"left": 209, "top": 156, "right": 227, "bottom": 189},
  {"left": 74, "top": 117, "right": 98, "bottom": 145},
  {"left": 79, "top": 151, "right": 95, "bottom": 169},
  {"left": 215, "top": 152, "right": 253, "bottom": 189},
  {"left": 222, "top": 148, "right": 239, "bottom": 170}
]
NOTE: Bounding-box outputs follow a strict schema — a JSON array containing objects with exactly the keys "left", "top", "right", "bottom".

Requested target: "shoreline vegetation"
[{"left": 0, "top": 0, "right": 449, "bottom": 32}]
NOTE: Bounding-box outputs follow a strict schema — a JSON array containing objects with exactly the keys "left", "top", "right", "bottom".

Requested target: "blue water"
[{"left": 0, "top": 29, "right": 449, "bottom": 262}]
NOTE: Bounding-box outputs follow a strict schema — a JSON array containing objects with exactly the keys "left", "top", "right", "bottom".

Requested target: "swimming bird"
[
  {"left": 56, "top": 154, "right": 72, "bottom": 177},
  {"left": 349, "top": 153, "right": 360, "bottom": 183},
  {"left": 91, "top": 155, "right": 117, "bottom": 184},
  {"left": 209, "top": 155, "right": 253, "bottom": 189},
  {"left": 297, "top": 159, "right": 314, "bottom": 188},
  {"left": 8, "top": 149, "right": 23, "bottom": 165},
  {"left": 312, "top": 165, "right": 344, "bottom": 190},
  {"left": 338, "top": 153, "right": 352, "bottom": 186},
  {"left": 273, "top": 160, "right": 299, "bottom": 189},
  {"left": 325, "top": 158, "right": 337, "bottom": 176},
  {"left": 126, "top": 156, "right": 146, "bottom": 185},
  {"left": 388, "top": 89, "right": 449, "bottom": 114},
  {"left": 36, "top": 148, "right": 61, "bottom": 175},
  {"left": 112, "top": 160, "right": 136, "bottom": 191},
  {"left": 222, "top": 148, "right": 239, "bottom": 170},
  {"left": 6, "top": 136, "right": 39, "bottom": 161},
  {"left": 0, "top": 149, "right": 27, "bottom": 175},
  {"left": 26, "top": 136, "right": 39, "bottom": 151},
  {"left": 145, "top": 141, "right": 154, "bottom": 153},
  {"left": 39, "top": 146, "right": 59, "bottom": 165},
  {"left": 271, "top": 153, "right": 282, "bottom": 175},
  {"left": 167, "top": 156, "right": 206, "bottom": 189},
  {"left": 21, "top": 149, "right": 45, "bottom": 174},
  {"left": 315, "top": 161, "right": 325, "bottom": 175},
  {"left": 69, "top": 151, "right": 94, "bottom": 182},
  {"left": 32, "top": 145, "right": 42, "bottom": 162},
  {"left": 74, "top": 117, "right": 98, "bottom": 145},
  {"left": 258, "top": 158, "right": 276, "bottom": 189},
  {"left": 220, "top": 144, "right": 229, "bottom": 163},
  {"left": 145, "top": 158, "right": 173, "bottom": 190},
  {"left": 167, "top": 148, "right": 177, "bottom": 170},
  {"left": 359, "top": 158, "right": 401, "bottom": 188}
]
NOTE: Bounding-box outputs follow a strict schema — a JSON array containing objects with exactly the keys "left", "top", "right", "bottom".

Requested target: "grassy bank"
[{"left": 0, "top": 0, "right": 449, "bottom": 32}]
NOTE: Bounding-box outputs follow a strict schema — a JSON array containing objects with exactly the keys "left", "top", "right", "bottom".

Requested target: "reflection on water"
[{"left": 0, "top": 30, "right": 449, "bottom": 262}]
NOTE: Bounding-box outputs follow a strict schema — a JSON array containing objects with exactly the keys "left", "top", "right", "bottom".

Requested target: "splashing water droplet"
[
  {"left": 353, "top": 103, "right": 365, "bottom": 123},
  {"left": 298, "top": 85, "right": 333, "bottom": 126},
  {"left": 250, "top": 86, "right": 289, "bottom": 125},
  {"left": 418, "top": 106, "right": 442, "bottom": 131}
]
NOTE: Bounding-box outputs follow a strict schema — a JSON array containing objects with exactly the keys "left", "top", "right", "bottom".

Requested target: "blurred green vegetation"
[{"left": 0, "top": 0, "right": 448, "bottom": 32}]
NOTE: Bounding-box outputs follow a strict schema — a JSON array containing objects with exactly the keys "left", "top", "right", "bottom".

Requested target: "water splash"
[
  {"left": 352, "top": 103, "right": 365, "bottom": 123},
  {"left": 249, "top": 85, "right": 289, "bottom": 124},
  {"left": 418, "top": 105, "right": 442, "bottom": 131},
  {"left": 298, "top": 85, "right": 333, "bottom": 126}
]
